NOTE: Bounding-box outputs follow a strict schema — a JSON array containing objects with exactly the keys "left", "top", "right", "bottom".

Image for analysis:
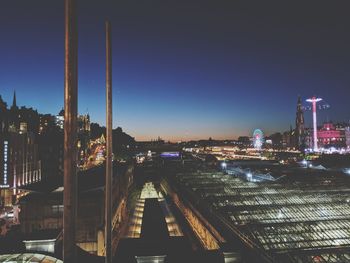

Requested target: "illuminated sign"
[
  {"left": 160, "top": 152, "right": 180, "bottom": 158},
  {"left": 2, "top": 141, "right": 9, "bottom": 188}
]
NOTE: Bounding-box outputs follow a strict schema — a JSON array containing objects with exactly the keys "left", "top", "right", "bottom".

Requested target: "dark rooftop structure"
[{"left": 140, "top": 198, "right": 169, "bottom": 241}]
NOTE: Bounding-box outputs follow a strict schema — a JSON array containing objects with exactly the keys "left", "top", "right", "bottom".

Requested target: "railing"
[{"left": 100, "top": 197, "right": 127, "bottom": 256}]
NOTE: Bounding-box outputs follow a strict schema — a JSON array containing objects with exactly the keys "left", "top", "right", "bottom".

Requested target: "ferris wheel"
[{"left": 253, "top": 129, "right": 264, "bottom": 150}]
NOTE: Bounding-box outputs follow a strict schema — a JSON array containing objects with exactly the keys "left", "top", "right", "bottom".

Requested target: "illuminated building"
[
  {"left": 57, "top": 112, "right": 90, "bottom": 134},
  {"left": 304, "top": 123, "right": 348, "bottom": 150},
  {"left": 78, "top": 113, "right": 90, "bottom": 133},
  {"left": 317, "top": 122, "right": 346, "bottom": 148},
  {"left": 0, "top": 94, "right": 42, "bottom": 205},
  {"left": 78, "top": 114, "right": 91, "bottom": 164},
  {"left": 55, "top": 109, "right": 64, "bottom": 130},
  {"left": 0, "top": 96, "right": 11, "bottom": 205},
  {"left": 19, "top": 122, "right": 28, "bottom": 134},
  {"left": 0, "top": 96, "right": 9, "bottom": 191},
  {"left": 237, "top": 136, "right": 251, "bottom": 147},
  {"left": 346, "top": 127, "right": 350, "bottom": 149},
  {"left": 9, "top": 131, "right": 42, "bottom": 188},
  {"left": 39, "top": 114, "right": 55, "bottom": 134},
  {"left": 283, "top": 128, "right": 293, "bottom": 148},
  {"left": 0, "top": 131, "right": 41, "bottom": 206},
  {"left": 266, "top": 132, "right": 283, "bottom": 149},
  {"left": 7, "top": 92, "right": 40, "bottom": 135}
]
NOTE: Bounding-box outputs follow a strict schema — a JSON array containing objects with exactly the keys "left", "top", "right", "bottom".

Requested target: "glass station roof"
[
  {"left": 175, "top": 169, "right": 350, "bottom": 262},
  {"left": 0, "top": 254, "right": 63, "bottom": 263}
]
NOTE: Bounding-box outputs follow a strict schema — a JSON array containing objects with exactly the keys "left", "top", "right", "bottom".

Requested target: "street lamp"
[{"left": 221, "top": 162, "right": 227, "bottom": 170}]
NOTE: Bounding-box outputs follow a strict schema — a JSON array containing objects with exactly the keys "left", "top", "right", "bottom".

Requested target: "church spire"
[
  {"left": 12, "top": 90, "right": 17, "bottom": 108},
  {"left": 297, "top": 95, "right": 302, "bottom": 111}
]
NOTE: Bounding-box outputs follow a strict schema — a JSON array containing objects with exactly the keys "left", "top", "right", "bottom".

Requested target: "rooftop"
[
  {"left": 174, "top": 167, "right": 350, "bottom": 262},
  {"left": 0, "top": 253, "right": 62, "bottom": 263}
]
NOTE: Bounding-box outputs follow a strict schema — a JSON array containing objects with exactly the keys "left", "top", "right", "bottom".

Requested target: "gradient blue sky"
[{"left": 1, "top": 1, "right": 350, "bottom": 141}]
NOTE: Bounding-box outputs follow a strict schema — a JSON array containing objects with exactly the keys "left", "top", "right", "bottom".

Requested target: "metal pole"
[
  {"left": 105, "top": 20, "right": 113, "bottom": 263},
  {"left": 64, "top": 0, "right": 78, "bottom": 262}
]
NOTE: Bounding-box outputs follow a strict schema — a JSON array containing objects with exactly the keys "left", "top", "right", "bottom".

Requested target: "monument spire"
[
  {"left": 12, "top": 90, "right": 17, "bottom": 108},
  {"left": 295, "top": 96, "right": 305, "bottom": 150}
]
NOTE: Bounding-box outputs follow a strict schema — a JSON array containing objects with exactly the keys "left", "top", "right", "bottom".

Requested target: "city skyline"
[
  {"left": 0, "top": 91, "right": 346, "bottom": 142},
  {"left": 2, "top": 1, "right": 350, "bottom": 262},
  {"left": 1, "top": 0, "right": 350, "bottom": 141}
]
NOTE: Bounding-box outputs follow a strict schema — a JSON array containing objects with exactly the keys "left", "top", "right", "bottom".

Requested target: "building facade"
[
  {"left": 317, "top": 123, "right": 346, "bottom": 148},
  {"left": 0, "top": 93, "right": 42, "bottom": 206},
  {"left": 305, "top": 123, "right": 347, "bottom": 149}
]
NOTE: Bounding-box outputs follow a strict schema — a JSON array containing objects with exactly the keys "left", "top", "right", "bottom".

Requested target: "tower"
[
  {"left": 306, "top": 96, "right": 322, "bottom": 151},
  {"left": 12, "top": 90, "right": 17, "bottom": 109},
  {"left": 10, "top": 90, "right": 18, "bottom": 111},
  {"left": 9, "top": 90, "right": 19, "bottom": 131},
  {"left": 295, "top": 96, "right": 305, "bottom": 150}
]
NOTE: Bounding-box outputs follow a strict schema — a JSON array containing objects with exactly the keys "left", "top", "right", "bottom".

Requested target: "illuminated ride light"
[
  {"left": 253, "top": 129, "right": 264, "bottom": 150},
  {"left": 305, "top": 97, "right": 329, "bottom": 152}
]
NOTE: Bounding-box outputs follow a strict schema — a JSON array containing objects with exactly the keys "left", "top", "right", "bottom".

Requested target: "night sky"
[{"left": 1, "top": 1, "right": 350, "bottom": 141}]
